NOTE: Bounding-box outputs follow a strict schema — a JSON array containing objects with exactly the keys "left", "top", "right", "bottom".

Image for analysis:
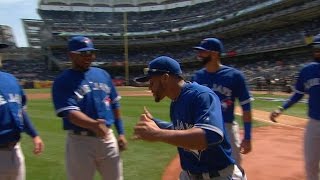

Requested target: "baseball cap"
[
  {"left": 0, "top": 43, "right": 8, "bottom": 49},
  {"left": 135, "top": 56, "right": 183, "bottom": 83},
  {"left": 193, "top": 38, "right": 224, "bottom": 53},
  {"left": 68, "top": 36, "right": 98, "bottom": 53},
  {"left": 312, "top": 34, "right": 320, "bottom": 48}
]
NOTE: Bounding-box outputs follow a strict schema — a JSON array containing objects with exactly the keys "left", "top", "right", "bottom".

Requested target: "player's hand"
[
  {"left": 133, "top": 114, "right": 161, "bottom": 142},
  {"left": 270, "top": 109, "right": 282, "bottom": 122},
  {"left": 92, "top": 119, "right": 109, "bottom": 139},
  {"left": 32, "top": 136, "right": 44, "bottom": 155},
  {"left": 240, "top": 139, "right": 251, "bottom": 154},
  {"left": 118, "top": 135, "right": 128, "bottom": 151},
  {"left": 144, "top": 106, "right": 153, "bottom": 119}
]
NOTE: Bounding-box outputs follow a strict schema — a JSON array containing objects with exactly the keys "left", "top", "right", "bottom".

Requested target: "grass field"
[
  {"left": 252, "top": 94, "right": 308, "bottom": 119},
  {"left": 20, "top": 88, "right": 308, "bottom": 179}
]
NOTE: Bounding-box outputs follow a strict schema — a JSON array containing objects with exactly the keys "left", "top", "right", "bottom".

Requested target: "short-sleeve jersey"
[
  {"left": 52, "top": 67, "right": 121, "bottom": 130},
  {"left": 294, "top": 62, "right": 320, "bottom": 120},
  {"left": 0, "top": 71, "right": 26, "bottom": 143},
  {"left": 192, "top": 66, "right": 253, "bottom": 123},
  {"left": 171, "top": 82, "right": 234, "bottom": 173}
]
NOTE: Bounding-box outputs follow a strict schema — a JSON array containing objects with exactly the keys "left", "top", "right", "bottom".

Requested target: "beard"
[
  {"left": 313, "top": 56, "right": 320, "bottom": 62},
  {"left": 313, "top": 50, "right": 320, "bottom": 62},
  {"left": 154, "top": 94, "right": 161, "bottom": 102},
  {"left": 314, "top": 56, "right": 320, "bottom": 62},
  {"left": 153, "top": 82, "right": 165, "bottom": 102},
  {"left": 199, "top": 56, "right": 211, "bottom": 66}
]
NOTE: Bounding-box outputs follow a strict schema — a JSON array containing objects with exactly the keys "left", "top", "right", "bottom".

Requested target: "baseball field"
[{"left": 22, "top": 87, "right": 307, "bottom": 180}]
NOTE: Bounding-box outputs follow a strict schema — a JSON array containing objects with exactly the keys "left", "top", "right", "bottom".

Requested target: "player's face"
[
  {"left": 197, "top": 50, "right": 212, "bottom": 65},
  {"left": 70, "top": 51, "right": 96, "bottom": 71},
  {"left": 148, "top": 75, "right": 166, "bottom": 102},
  {"left": 313, "top": 48, "right": 320, "bottom": 61}
]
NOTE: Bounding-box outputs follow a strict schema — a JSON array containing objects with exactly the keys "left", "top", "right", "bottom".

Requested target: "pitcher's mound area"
[{"left": 163, "top": 125, "right": 305, "bottom": 180}]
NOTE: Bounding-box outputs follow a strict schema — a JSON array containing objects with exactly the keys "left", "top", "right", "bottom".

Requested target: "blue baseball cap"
[
  {"left": 68, "top": 36, "right": 98, "bottom": 52},
  {"left": 135, "top": 56, "right": 183, "bottom": 83},
  {"left": 193, "top": 38, "right": 224, "bottom": 53}
]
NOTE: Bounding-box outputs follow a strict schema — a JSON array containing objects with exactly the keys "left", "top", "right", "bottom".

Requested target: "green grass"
[
  {"left": 19, "top": 90, "right": 307, "bottom": 180},
  {"left": 21, "top": 96, "right": 176, "bottom": 180},
  {"left": 252, "top": 93, "right": 308, "bottom": 119},
  {"left": 116, "top": 86, "right": 149, "bottom": 91},
  {"left": 234, "top": 115, "right": 268, "bottom": 128},
  {"left": 25, "top": 88, "right": 51, "bottom": 94}
]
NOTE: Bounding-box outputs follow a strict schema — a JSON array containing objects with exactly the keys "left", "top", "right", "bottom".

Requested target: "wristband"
[
  {"left": 114, "top": 119, "right": 125, "bottom": 135},
  {"left": 152, "top": 118, "right": 173, "bottom": 130},
  {"left": 244, "top": 122, "right": 252, "bottom": 140}
]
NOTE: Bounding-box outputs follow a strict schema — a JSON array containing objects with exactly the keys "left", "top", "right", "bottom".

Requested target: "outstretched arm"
[
  {"left": 134, "top": 114, "right": 208, "bottom": 150},
  {"left": 282, "top": 92, "right": 304, "bottom": 110},
  {"left": 271, "top": 68, "right": 305, "bottom": 122},
  {"left": 144, "top": 107, "right": 173, "bottom": 130},
  {"left": 270, "top": 92, "right": 304, "bottom": 122}
]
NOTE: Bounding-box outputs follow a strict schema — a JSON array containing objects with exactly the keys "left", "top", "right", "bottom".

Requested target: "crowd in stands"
[
  {"left": 51, "top": 45, "right": 196, "bottom": 64},
  {"left": 183, "top": 54, "right": 313, "bottom": 93},
  {"left": 1, "top": 50, "right": 313, "bottom": 93},
  {"left": 50, "top": 17, "right": 320, "bottom": 65},
  {"left": 224, "top": 19, "right": 320, "bottom": 55},
  {"left": 42, "top": 0, "right": 273, "bottom": 34},
  {"left": 34, "top": 0, "right": 320, "bottom": 91},
  {"left": 1, "top": 59, "right": 57, "bottom": 81}
]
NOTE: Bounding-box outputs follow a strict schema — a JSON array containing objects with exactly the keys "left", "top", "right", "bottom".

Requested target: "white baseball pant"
[
  {"left": 0, "top": 143, "right": 25, "bottom": 180},
  {"left": 224, "top": 121, "right": 241, "bottom": 166},
  {"left": 179, "top": 164, "right": 246, "bottom": 180},
  {"left": 304, "top": 118, "right": 320, "bottom": 180},
  {"left": 66, "top": 129, "right": 123, "bottom": 180}
]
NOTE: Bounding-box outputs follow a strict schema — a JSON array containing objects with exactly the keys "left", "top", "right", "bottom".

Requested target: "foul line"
[{"left": 235, "top": 112, "right": 305, "bottom": 130}]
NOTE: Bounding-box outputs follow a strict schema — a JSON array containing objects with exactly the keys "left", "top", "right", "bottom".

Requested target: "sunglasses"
[
  {"left": 71, "top": 51, "right": 96, "bottom": 55},
  {"left": 143, "top": 68, "right": 170, "bottom": 75},
  {"left": 312, "top": 44, "right": 320, "bottom": 50}
]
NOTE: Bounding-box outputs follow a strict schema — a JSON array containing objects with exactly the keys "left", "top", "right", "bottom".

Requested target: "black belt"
[
  {"left": 70, "top": 130, "right": 96, "bottom": 137},
  {"left": 0, "top": 142, "right": 17, "bottom": 150},
  {"left": 187, "top": 170, "right": 220, "bottom": 179}
]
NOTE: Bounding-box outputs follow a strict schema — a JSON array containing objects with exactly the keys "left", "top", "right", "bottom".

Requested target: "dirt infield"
[
  {"left": 26, "top": 90, "right": 152, "bottom": 99},
  {"left": 26, "top": 89, "right": 307, "bottom": 180},
  {"left": 27, "top": 93, "right": 51, "bottom": 99}
]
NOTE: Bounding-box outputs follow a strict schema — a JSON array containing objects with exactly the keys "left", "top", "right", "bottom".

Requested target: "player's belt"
[
  {"left": 187, "top": 170, "right": 220, "bottom": 179},
  {"left": 69, "top": 130, "right": 96, "bottom": 137},
  {"left": 0, "top": 141, "right": 17, "bottom": 150}
]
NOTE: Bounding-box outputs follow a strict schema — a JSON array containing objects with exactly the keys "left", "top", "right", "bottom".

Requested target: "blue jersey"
[
  {"left": 52, "top": 67, "right": 121, "bottom": 130},
  {"left": 0, "top": 71, "right": 38, "bottom": 144},
  {"left": 171, "top": 82, "right": 234, "bottom": 173},
  {"left": 294, "top": 62, "right": 320, "bottom": 120},
  {"left": 192, "top": 66, "right": 253, "bottom": 123}
]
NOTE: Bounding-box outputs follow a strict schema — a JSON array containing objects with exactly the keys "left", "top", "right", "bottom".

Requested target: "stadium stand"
[{"left": 16, "top": 0, "right": 320, "bottom": 89}]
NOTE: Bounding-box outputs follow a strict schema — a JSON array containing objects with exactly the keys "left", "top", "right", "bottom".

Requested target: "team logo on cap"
[
  {"left": 200, "top": 39, "right": 207, "bottom": 46},
  {"left": 83, "top": 38, "right": 91, "bottom": 45}
]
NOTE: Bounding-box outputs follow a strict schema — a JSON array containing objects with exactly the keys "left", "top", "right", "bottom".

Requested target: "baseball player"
[
  {"left": 51, "top": 36, "right": 127, "bottom": 180},
  {"left": 0, "top": 43, "right": 44, "bottom": 180},
  {"left": 192, "top": 38, "right": 253, "bottom": 167},
  {"left": 270, "top": 34, "right": 320, "bottom": 180},
  {"left": 134, "top": 56, "right": 246, "bottom": 180}
]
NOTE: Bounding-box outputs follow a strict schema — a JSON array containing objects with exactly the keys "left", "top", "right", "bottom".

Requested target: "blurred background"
[{"left": 1, "top": 0, "right": 319, "bottom": 93}]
